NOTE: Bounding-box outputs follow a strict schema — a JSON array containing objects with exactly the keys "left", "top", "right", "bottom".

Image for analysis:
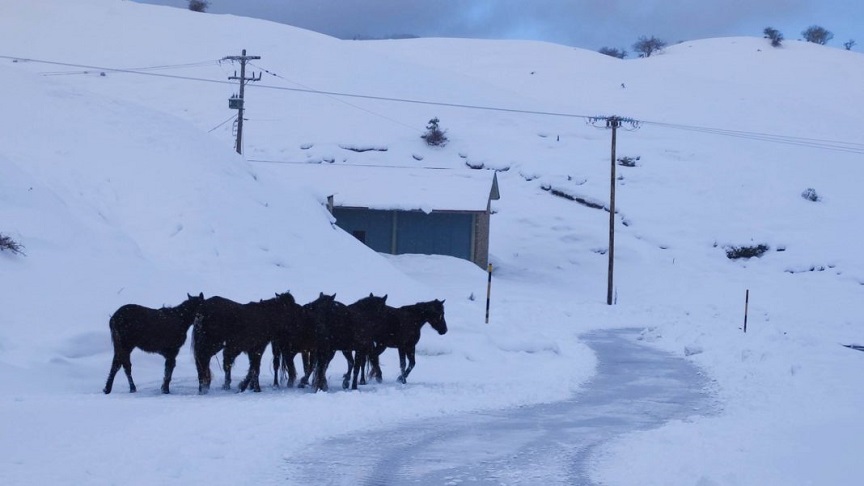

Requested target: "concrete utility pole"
[
  {"left": 223, "top": 49, "right": 261, "bottom": 154},
  {"left": 589, "top": 115, "right": 639, "bottom": 305}
]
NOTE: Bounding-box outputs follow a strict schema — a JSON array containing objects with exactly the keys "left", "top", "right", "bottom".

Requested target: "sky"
[
  {"left": 137, "top": 0, "right": 862, "bottom": 52},
  {"left": 3, "top": 0, "right": 864, "bottom": 484}
]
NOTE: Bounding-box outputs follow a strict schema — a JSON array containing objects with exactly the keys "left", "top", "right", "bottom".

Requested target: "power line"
[
  {"left": 250, "top": 61, "right": 422, "bottom": 134},
  {"left": 4, "top": 53, "right": 863, "bottom": 154}
]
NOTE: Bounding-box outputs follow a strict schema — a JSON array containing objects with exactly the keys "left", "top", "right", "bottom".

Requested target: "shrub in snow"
[
  {"left": 0, "top": 233, "right": 25, "bottom": 256},
  {"left": 801, "top": 187, "right": 820, "bottom": 202},
  {"left": 725, "top": 244, "right": 770, "bottom": 260},
  {"left": 421, "top": 117, "right": 448, "bottom": 147},
  {"left": 844, "top": 39, "right": 856, "bottom": 51},
  {"left": 188, "top": 0, "right": 209, "bottom": 12},
  {"left": 802, "top": 25, "right": 833, "bottom": 45},
  {"left": 764, "top": 27, "right": 784, "bottom": 47},
  {"left": 617, "top": 155, "right": 640, "bottom": 167},
  {"left": 598, "top": 47, "right": 627, "bottom": 59}
]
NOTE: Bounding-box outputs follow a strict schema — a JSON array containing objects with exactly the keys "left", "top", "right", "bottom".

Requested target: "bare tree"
[
  {"left": 763, "top": 27, "right": 784, "bottom": 47},
  {"left": 632, "top": 36, "right": 666, "bottom": 58},
  {"left": 188, "top": 0, "right": 209, "bottom": 12},
  {"left": 801, "top": 25, "right": 833, "bottom": 45},
  {"left": 0, "top": 233, "right": 25, "bottom": 256},
  {"left": 598, "top": 47, "right": 627, "bottom": 59},
  {"left": 843, "top": 39, "right": 856, "bottom": 51}
]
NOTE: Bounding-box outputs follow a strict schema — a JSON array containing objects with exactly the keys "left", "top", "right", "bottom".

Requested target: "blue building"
[{"left": 326, "top": 167, "right": 500, "bottom": 268}]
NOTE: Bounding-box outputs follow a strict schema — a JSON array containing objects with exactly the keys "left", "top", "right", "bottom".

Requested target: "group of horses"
[{"left": 103, "top": 291, "right": 448, "bottom": 395}]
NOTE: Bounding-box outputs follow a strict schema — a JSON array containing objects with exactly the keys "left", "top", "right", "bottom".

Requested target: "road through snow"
[{"left": 286, "top": 328, "right": 715, "bottom": 485}]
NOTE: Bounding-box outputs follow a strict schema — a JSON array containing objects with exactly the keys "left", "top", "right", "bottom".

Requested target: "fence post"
[
  {"left": 743, "top": 289, "right": 750, "bottom": 333},
  {"left": 485, "top": 263, "right": 493, "bottom": 324}
]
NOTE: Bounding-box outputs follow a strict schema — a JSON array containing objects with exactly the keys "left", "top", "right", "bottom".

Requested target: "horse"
[
  {"left": 270, "top": 302, "right": 315, "bottom": 389},
  {"left": 103, "top": 292, "right": 205, "bottom": 395},
  {"left": 193, "top": 292, "right": 300, "bottom": 394},
  {"left": 303, "top": 293, "right": 388, "bottom": 392},
  {"left": 368, "top": 299, "right": 447, "bottom": 384}
]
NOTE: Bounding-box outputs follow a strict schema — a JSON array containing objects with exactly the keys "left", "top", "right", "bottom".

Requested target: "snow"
[
  {"left": 1, "top": 1, "right": 863, "bottom": 484},
  {"left": 261, "top": 163, "right": 498, "bottom": 212}
]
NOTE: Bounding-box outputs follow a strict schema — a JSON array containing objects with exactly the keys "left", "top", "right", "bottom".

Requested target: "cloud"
[{"left": 143, "top": 0, "right": 849, "bottom": 50}]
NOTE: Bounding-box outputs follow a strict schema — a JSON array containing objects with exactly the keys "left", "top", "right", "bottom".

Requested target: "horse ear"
[
  {"left": 198, "top": 292, "right": 204, "bottom": 299},
  {"left": 319, "top": 292, "right": 325, "bottom": 298},
  {"left": 369, "top": 292, "right": 374, "bottom": 297}
]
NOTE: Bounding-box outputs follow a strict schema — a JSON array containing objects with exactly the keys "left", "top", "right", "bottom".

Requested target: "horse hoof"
[
  {"left": 221, "top": 385, "right": 231, "bottom": 391},
  {"left": 342, "top": 380, "right": 349, "bottom": 390},
  {"left": 129, "top": 386, "right": 137, "bottom": 393},
  {"left": 103, "top": 388, "right": 111, "bottom": 395},
  {"left": 397, "top": 376, "right": 406, "bottom": 384},
  {"left": 161, "top": 388, "right": 170, "bottom": 395}
]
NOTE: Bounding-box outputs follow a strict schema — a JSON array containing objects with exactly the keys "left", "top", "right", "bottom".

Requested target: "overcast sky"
[{"left": 137, "top": 1, "right": 862, "bottom": 53}]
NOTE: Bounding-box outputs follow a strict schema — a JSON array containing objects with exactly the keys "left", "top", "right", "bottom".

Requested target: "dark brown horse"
[
  {"left": 303, "top": 293, "right": 389, "bottom": 392},
  {"left": 368, "top": 299, "right": 447, "bottom": 384},
  {"left": 103, "top": 292, "right": 205, "bottom": 394},
  {"left": 193, "top": 292, "right": 301, "bottom": 394}
]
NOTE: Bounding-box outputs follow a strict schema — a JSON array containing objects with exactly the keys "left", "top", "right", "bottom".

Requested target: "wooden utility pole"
[
  {"left": 607, "top": 116, "right": 620, "bottom": 305},
  {"left": 589, "top": 115, "right": 638, "bottom": 305},
  {"left": 223, "top": 49, "right": 261, "bottom": 154}
]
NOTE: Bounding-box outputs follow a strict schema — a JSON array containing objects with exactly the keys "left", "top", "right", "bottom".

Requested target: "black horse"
[
  {"left": 303, "top": 293, "right": 389, "bottom": 392},
  {"left": 270, "top": 302, "right": 315, "bottom": 389},
  {"left": 103, "top": 292, "right": 205, "bottom": 394},
  {"left": 193, "top": 292, "right": 301, "bottom": 394},
  {"left": 368, "top": 299, "right": 447, "bottom": 384}
]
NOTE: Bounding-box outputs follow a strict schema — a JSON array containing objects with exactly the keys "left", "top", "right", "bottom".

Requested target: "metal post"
[
  {"left": 744, "top": 289, "right": 750, "bottom": 333},
  {"left": 485, "top": 263, "right": 493, "bottom": 324}
]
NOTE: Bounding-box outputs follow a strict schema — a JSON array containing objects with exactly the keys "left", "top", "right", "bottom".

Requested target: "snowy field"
[{"left": 1, "top": 1, "right": 863, "bottom": 484}]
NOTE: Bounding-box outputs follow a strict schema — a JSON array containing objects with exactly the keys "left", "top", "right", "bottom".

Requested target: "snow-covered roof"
[{"left": 262, "top": 163, "right": 499, "bottom": 213}]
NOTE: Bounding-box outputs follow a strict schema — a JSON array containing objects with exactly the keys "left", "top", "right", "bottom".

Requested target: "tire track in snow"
[{"left": 286, "top": 328, "right": 715, "bottom": 485}]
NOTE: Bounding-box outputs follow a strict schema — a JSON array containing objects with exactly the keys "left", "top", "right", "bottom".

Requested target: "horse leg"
[
  {"left": 370, "top": 345, "right": 385, "bottom": 383},
  {"left": 284, "top": 352, "right": 298, "bottom": 388},
  {"left": 314, "top": 350, "right": 334, "bottom": 392},
  {"left": 195, "top": 354, "right": 212, "bottom": 395},
  {"left": 222, "top": 348, "right": 238, "bottom": 391},
  {"left": 341, "top": 350, "right": 354, "bottom": 389},
  {"left": 247, "top": 351, "right": 263, "bottom": 393},
  {"left": 161, "top": 350, "right": 178, "bottom": 394},
  {"left": 397, "top": 348, "right": 407, "bottom": 384},
  {"left": 271, "top": 343, "right": 281, "bottom": 388},
  {"left": 120, "top": 348, "right": 136, "bottom": 393},
  {"left": 402, "top": 347, "right": 417, "bottom": 383},
  {"left": 298, "top": 351, "right": 312, "bottom": 388},
  {"left": 351, "top": 351, "right": 366, "bottom": 390},
  {"left": 103, "top": 352, "right": 122, "bottom": 394}
]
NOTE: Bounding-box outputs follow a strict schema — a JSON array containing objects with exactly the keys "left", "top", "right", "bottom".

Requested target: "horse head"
[
  {"left": 179, "top": 292, "right": 205, "bottom": 319},
  {"left": 427, "top": 299, "right": 447, "bottom": 335}
]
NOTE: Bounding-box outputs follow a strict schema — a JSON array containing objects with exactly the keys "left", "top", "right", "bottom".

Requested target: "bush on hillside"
[
  {"left": 0, "top": 233, "right": 25, "bottom": 256},
  {"left": 843, "top": 39, "right": 856, "bottom": 51},
  {"left": 725, "top": 244, "right": 770, "bottom": 260},
  {"left": 598, "top": 47, "right": 627, "bottom": 59},
  {"left": 801, "top": 188, "right": 820, "bottom": 202},
  {"left": 632, "top": 36, "right": 666, "bottom": 58},
  {"left": 617, "top": 155, "right": 640, "bottom": 167},
  {"left": 802, "top": 25, "right": 833, "bottom": 45},
  {"left": 421, "top": 117, "right": 448, "bottom": 147},
  {"left": 764, "top": 27, "right": 784, "bottom": 47},
  {"left": 188, "top": 0, "right": 209, "bottom": 12}
]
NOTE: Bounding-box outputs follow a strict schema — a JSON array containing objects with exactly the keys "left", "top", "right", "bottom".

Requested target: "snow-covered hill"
[{"left": 1, "top": 1, "right": 862, "bottom": 484}]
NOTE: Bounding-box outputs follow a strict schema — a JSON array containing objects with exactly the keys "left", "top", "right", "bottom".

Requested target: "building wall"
[{"left": 332, "top": 207, "right": 484, "bottom": 266}]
